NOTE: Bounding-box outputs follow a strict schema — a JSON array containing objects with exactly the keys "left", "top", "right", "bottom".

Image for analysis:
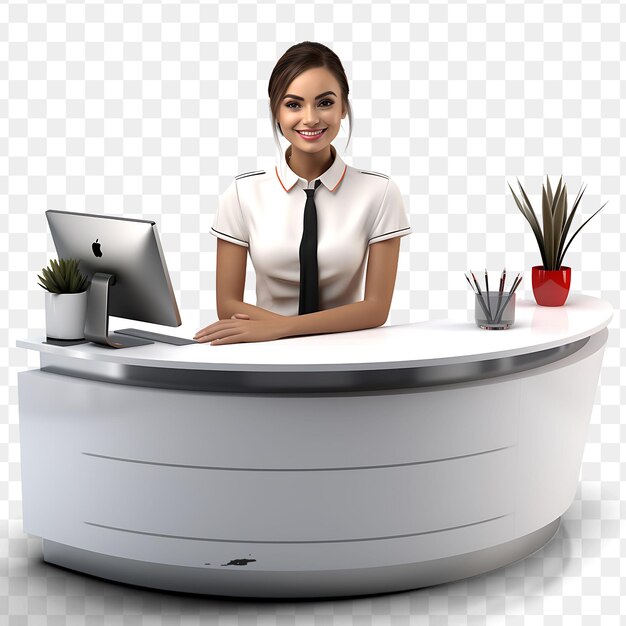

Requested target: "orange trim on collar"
[
  {"left": 275, "top": 166, "right": 289, "bottom": 193},
  {"left": 330, "top": 165, "right": 347, "bottom": 193}
]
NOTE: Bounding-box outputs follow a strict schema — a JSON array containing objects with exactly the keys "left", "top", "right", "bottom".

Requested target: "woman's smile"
[{"left": 296, "top": 128, "right": 327, "bottom": 141}]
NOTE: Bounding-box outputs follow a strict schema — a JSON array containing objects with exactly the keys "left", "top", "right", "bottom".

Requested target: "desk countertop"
[{"left": 17, "top": 293, "right": 613, "bottom": 373}]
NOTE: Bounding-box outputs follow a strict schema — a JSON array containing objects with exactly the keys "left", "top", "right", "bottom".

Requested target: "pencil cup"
[{"left": 475, "top": 292, "right": 516, "bottom": 330}]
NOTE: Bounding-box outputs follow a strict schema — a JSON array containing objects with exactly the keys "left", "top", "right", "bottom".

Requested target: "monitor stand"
[{"left": 84, "top": 273, "right": 154, "bottom": 348}]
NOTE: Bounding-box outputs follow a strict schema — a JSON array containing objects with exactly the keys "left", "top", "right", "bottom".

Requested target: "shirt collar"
[{"left": 275, "top": 144, "right": 347, "bottom": 193}]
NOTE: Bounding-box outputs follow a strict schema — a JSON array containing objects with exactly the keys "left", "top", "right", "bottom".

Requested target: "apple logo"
[{"left": 92, "top": 238, "right": 103, "bottom": 257}]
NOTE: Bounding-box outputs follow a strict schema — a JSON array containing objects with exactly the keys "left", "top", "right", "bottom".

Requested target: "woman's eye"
[{"left": 285, "top": 100, "right": 334, "bottom": 109}]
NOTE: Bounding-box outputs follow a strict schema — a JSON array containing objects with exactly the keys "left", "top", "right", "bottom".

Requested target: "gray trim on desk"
[{"left": 38, "top": 334, "right": 593, "bottom": 393}]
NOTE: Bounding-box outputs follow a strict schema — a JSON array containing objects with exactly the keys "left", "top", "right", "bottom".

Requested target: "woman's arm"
[
  {"left": 281, "top": 236, "right": 401, "bottom": 337},
  {"left": 215, "top": 238, "right": 284, "bottom": 321},
  {"left": 195, "top": 237, "right": 401, "bottom": 344}
]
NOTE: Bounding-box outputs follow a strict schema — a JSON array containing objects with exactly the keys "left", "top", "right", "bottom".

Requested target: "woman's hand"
[{"left": 194, "top": 315, "right": 288, "bottom": 345}]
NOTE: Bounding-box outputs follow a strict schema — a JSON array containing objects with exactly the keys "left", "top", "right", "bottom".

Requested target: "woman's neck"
[{"left": 287, "top": 145, "right": 335, "bottom": 183}]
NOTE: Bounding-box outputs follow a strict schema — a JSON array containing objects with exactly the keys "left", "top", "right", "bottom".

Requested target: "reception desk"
[{"left": 17, "top": 294, "right": 612, "bottom": 598}]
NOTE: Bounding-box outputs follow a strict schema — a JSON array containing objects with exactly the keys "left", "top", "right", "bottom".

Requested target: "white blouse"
[{"left": 210, "top": 145, "right": 412, "bottom": 317}]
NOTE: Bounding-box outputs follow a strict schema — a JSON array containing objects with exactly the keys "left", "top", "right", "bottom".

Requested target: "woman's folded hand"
[{"left": 194, "top": 317, "right": 287, "bottom": 345}]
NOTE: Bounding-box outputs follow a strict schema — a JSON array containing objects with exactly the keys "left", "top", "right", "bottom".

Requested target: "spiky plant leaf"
[
  {"left": 559, "top": 186, "right": 568, "bottom": 234},
  {"left": 547, "top": 184, "right": 566, "bottom": 269},
  {"left": 556, "top": 201, "right": 609, "bottom": 269},
  {"left": 42, "top": 266, "right": 63, "bottom": 293},
  {"left": 546, "top": 176, "right": 553, "bottom": 208},
  {"left": 551, "top": 185, "right": 567, "bottom": 268},
  {"left": 56, "top": 259, "right": 70, "bottom": 293},
  {"left": 516, "top": 178, "right": 542, "bottom": 230},
  {"left": 542, "top": 185, "right": 554, "bottom": 269},
  {"left": 555, "top": 183, "right": 587, "bottom": 266},
  {"left": 37, "top": 272, "right": 59, "bottom": 293},
  {"left": 509, "top": 182, "right": 548, "bottom": 268},
  {"left": 68, "top": 269, "right": 78, "bottom": 293},
  {"left": 551, "top": 176, "right": 564, "bottom": 215},
  {"left": 37, "top": 258, "right": 88, "bottom": 293}
]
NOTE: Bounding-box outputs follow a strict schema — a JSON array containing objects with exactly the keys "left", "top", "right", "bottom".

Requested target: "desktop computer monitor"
[{"left": 46, "top": 210, "right": 182, "bottom": 348}]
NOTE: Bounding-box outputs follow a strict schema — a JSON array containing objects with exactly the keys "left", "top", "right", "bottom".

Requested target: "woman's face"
[{"left": 277, "top": 67, "right": 347, "bottom": 156}]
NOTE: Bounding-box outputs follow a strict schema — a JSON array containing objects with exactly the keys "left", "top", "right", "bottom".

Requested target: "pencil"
[
  {"left": 494, "top": 273, "right": 523, "bottom": 324},
  {"left": 464, "top": 272, "right": 478, "bottom": 294},
  {"left": 496, "top": 268, "right": 505, "bottom": 324},
  {"left": 469, "top": 270, "right": 492, "bottom": 322},
  {"left": 485, "top": 269, "right": 492, "bottom": 320}
]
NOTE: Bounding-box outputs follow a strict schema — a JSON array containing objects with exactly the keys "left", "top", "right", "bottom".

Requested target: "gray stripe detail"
[
  {"left": 82, "top": 445, "right": 512, "bottom": 472},
  {"left": 368, "top": 227, "right": 412, "bottom": 243},
  {"left": 360, "top": 171, "right": 389, "bottom": 179},
  {"left": 235, "top": 170, "right": 265, "bottom": 180},
  {"left": 84, "top": 514, "right": 510, "bottom": 544},
  {"left": 209, "top": 227, "right": 248, "bottom": 245}
]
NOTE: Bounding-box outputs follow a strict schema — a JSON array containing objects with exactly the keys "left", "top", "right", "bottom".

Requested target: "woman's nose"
[{"left": 302, "top": 106, "right": 319, "bottom": 124}]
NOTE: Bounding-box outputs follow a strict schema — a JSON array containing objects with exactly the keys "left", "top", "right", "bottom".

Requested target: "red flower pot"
[{"left": 531, "top": 266, "right": 571, "bottom": 306}]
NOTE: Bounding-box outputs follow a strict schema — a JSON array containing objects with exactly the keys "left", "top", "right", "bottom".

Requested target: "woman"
[{"left": 195, "top": 41, "right": 412, "bottom": 345}]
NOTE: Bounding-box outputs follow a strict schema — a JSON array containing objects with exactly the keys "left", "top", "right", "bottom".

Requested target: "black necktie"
[{"left": 298, "top": 179, "right": 322, "bottom": 315}]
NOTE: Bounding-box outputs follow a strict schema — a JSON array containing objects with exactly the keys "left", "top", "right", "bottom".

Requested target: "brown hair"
[{"left": 268, "top": 41, "right": 353, "bottom": 154}]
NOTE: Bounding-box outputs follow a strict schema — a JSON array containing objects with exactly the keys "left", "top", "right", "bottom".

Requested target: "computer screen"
[{"left": 46, "top": 210, "right": 182, "bottom": 348}]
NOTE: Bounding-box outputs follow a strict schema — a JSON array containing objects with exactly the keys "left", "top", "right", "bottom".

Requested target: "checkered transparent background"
[{"left": 1, "top": 0, "right": 624, "bottom": 623}]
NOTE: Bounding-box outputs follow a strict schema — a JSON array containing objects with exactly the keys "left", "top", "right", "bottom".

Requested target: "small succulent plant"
[
  {"left": 509, "top": 176, "right": 608, "bottom": 271},
  {"left": 37, "top": 258, "right": 89, "bottom": 294}
]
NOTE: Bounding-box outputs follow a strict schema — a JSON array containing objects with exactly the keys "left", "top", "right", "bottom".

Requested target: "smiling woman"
[{"left": 197, "top": 41, "right": 412, "bottom": 345}]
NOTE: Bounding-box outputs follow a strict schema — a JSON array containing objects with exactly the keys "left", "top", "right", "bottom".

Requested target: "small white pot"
[{"left": 45, "top": 291, "right": 88, "bottom": 340}]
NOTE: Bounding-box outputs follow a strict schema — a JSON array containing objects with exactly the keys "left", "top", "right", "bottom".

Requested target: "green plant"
[
  {"left": 37, "top": 258, "right": 89, "bottom": 294},
  {"left": 508, "top": 176, "right": 608, "bottom": 270}
]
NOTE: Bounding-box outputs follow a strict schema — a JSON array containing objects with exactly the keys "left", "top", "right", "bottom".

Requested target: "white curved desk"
[{"left": 17, "top": 293, "right": 612, "bottom": 598}]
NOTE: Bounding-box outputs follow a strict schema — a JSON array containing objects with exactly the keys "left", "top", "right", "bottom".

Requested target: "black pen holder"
[{"left": 475, "top": 292, "right": 516, "bottom": 330}]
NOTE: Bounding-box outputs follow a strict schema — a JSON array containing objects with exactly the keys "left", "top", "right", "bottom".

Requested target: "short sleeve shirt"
[{"left": 210, "top": 145, "right": 412, "bottom": 317}]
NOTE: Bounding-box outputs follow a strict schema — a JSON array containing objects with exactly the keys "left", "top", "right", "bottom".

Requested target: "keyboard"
[{"left": 114, "top": 328, "right": 198, "bottom": 346}]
